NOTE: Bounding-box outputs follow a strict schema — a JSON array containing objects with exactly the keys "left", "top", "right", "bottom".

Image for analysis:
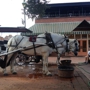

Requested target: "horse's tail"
[{"left": 0, "top": 55, "right": 8, "bottom": 68}]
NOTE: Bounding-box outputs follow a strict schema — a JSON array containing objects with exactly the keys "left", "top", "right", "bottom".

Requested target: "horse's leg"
[
  {"left": 3, "top": 68, "right": 8, "bottom": 76},
  {"left": 56, "top": 54, "right": 61, "bottom": 65},
  {"left": 10, "top": 59, "right": 17, "bottom": 74},
  {"left": 10, "top": 52, "right": 18, "bottom": 74},
  {"left": 42, "top": 53, "right": 52, "bottom": 76}
]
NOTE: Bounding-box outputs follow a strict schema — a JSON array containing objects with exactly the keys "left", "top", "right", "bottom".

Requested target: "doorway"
[{"left": 78, "top": 40, "right": 87, "bottom": 56}]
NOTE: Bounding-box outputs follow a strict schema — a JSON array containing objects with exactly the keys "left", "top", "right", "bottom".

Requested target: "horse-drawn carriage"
[
  {"left": 0, "top": 36, "right": 43, "bottom": 66},
  {"left": 0, "top": 32, "right": 79, "bottom": 76}
]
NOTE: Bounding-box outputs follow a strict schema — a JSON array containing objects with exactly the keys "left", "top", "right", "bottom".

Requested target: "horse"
[
  {"left": 68, "top": 39, "right": 79, "bottom": 55},
  {"left": 36, "top": 34, "right": 79, "bottom": 65},
  {"left": 0, "top": 32, "right": 69, "bottom": 76},
  {"left": 56, "top": 39, "right": 79, "bottom": 65},
  {"left": 36, "top": 32, "right": 69, "bottom": 58}
]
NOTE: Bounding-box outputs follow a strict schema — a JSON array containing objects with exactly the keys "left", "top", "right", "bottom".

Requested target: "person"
[
  {"left": 85, "top": 48, "right": 90, "bottom": 63},
  {"left": 88, "top": 50, "right": 90, "bottom": 63},
  {"left": 88, "top": 50, "right": 90, "bottom": 57}
]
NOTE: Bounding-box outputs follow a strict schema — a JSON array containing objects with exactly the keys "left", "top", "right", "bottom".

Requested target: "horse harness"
[
  {"left": 44, "top": 32, "right": 69, "bottom": 54},
  {"left": 7, "top": 33, "right": 69, "bottom": 62},
  {"left": 69, "top": 40, "right": 79, "bottom": 52},
  {"left": 8, "top": 36, "right": 46, "bottom": 62},
  {"left": 8, "top": 36, "right": 24, "bottom": 50},
  {"left": 8, "top": 36, "right": 45, "bottom": 49},
  {"left": 45, "top": 32, "right": 55, "bottom": 49}
]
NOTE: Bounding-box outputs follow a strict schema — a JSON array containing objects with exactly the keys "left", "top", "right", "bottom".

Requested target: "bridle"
[
  {"left": 69, "top": 39, "right": 79, "bottom": 53},
  {"left": 44, "top": 32, "right": 69, "bottom": 54}
]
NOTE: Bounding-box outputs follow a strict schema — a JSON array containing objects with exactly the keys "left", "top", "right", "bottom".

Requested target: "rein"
[
  {"left": 21, "top": 45, "right": 46, "bottom": 51},
  {"left": 8, "top": 35, "right": 47, "bottom": 57},
  {"left": 55, "top": 38, "right": 67, "bottom": 48},
  {"left": 38, "top": 33, "right": 69, "bottom": 55},
  {"left": 54, "top": 35, "right": 69, "bottom": 53}
]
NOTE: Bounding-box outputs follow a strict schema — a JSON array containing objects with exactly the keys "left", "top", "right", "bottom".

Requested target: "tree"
[{"left": 23, "top": 0, "right": 49, "bottom": 20}]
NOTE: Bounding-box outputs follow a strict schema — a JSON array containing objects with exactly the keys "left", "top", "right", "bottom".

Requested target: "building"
[
  {"left": 0, "top": 27, "right": 32, "bottom": 40},
  {"left": 0, "top": 35, "right": 12, "bottom": 41},
  {"left": 28, "top": 2, "right": 90, "bottom": 56}
]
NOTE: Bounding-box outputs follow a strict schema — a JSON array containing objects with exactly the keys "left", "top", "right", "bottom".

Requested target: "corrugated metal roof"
[
  {"left": 21, "top": 21, "right": 90, "bottom": 36},
  {"left": 0, "top": 27, "right": 32, "bottom": 32},
  {"left": 29, "top": 22, "right": 81, "bottom": 33}
]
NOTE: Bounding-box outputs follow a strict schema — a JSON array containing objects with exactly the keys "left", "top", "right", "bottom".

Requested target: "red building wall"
[{"left": 36, "top": 16, "right": 90, "bottom": 23}]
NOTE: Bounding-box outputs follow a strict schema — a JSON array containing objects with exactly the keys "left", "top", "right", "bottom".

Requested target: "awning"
[
  {"left": 29, "top": 22, "right": 80, "bottom": 33},
  {"left": 21, "top": 21, "right": 90, "bottom": 36},
  {"left": 0, "top": 27, "right": 32, "bottom": 33}
]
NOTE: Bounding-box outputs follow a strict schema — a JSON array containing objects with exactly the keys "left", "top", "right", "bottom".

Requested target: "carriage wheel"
[
  {"left": 35, "top": 56, "right": 42, "bottom": 63},
  {"left": 24, "top": 56, "right": 34, "bottom": 64},
  {"left": 27, "top": 56, "right": 36, "bottom": 64},
  {"left": 15, "top": 54, "right": 26, "bottom": 66},
  {"left": 28, "top": 56, "right": 42, "bottom": 64},
  {"left": 15, "top": 54, "right": 42, "bottom": 65}
]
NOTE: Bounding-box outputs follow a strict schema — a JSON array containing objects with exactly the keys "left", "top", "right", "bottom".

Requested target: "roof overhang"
[{"left": 0, "top": 27, "right": 32, "bottom": 33}]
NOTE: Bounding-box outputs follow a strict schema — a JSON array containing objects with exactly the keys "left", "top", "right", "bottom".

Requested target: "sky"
[{"left": 0, "top": 0, "right": 90, "bottom": 37}]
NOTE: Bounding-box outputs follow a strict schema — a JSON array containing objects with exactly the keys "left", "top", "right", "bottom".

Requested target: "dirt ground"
[
  {"left": 0, "top": 57, "right": 86, "bottom": 90},
  {"left": 0, "top": 63, "right": 64, "bottom": 90}
]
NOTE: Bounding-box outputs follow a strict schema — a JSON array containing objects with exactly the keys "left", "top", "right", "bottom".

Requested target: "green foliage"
[{"left": 24, "top": 0, "right": 49, "bottom": 20}]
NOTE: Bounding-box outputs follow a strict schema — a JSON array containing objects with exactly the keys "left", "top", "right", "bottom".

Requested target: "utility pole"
[{"left": 22, "top": 0, "right": 26, "bottom": 28}]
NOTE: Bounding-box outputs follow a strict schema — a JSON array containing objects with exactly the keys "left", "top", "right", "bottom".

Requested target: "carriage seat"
[
  {"left": 0, "top": 40, "right": 8, "bottom": 46},
  {"left": 0, "top": 41, "right": 4, "bottom": 46},
  {"left": 1, "top": 46, "right": 6, "bottom": 51},
  {"left": 3, "top": 40, "right": 8, "bottom": 44},
  {"left": 0, "top": 40, "right": 8, "bottom": 53}
]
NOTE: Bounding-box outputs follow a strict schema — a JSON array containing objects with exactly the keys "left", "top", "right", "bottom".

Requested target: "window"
[
  {"left": 68, "top": 34, "right": 74, "bottom": 39},
  {"left": 88, "top": 34, "right": 90, "bottom": 38},
  {"left": 88, "top": 40, "right": 90, "bottom": 47},
  {"left": 82, "top": 34, "right": 87, "bottom": 39},
  {"left": 75, "top": 34, "right": 80, "bottom": 39},
  {"left": 82, "top": 41, "right": 87, "bottom": 52}
]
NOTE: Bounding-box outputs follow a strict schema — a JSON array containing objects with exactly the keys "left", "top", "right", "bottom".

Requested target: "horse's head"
[{"left": 69, "top": 39, "right": 79, "bottom": 56}]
